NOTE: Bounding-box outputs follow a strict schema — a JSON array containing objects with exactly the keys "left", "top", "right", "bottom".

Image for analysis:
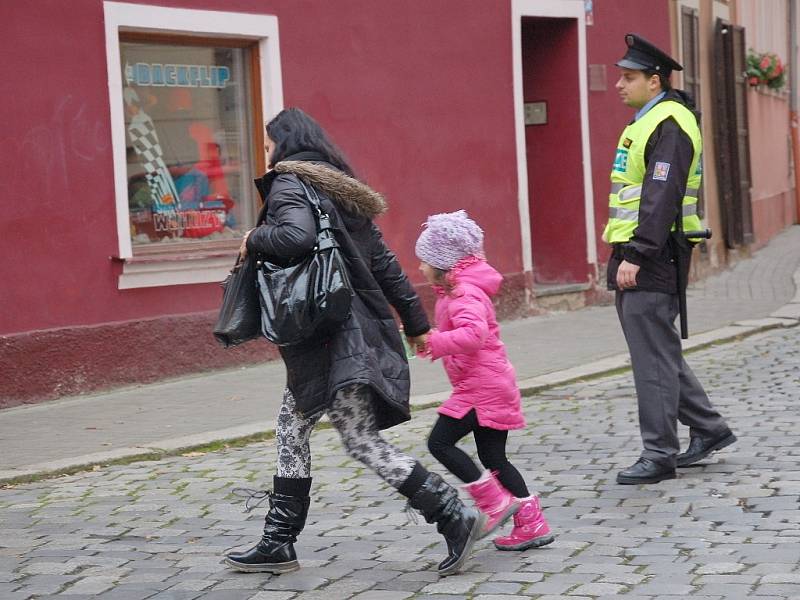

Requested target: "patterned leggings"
[{"left": 275, "top": 384, "right": 416, "bottom": 489}]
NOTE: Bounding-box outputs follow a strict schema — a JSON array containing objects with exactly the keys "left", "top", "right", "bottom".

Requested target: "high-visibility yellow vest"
[{"left": 602, "top": 100, "right": 703, "bottom": 244}]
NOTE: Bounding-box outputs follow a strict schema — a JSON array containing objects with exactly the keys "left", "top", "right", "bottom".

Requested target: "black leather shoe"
[
  {"left": 616, "top": 458, "right": 676, "bottom": 485},
  {"left": 677, "top": 430, "right": 737, "bottom": 467}
]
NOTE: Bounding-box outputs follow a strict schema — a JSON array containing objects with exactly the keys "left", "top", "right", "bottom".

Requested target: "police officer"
[{"left": 605, "top": 34, "right": 736, "bottom": 484}]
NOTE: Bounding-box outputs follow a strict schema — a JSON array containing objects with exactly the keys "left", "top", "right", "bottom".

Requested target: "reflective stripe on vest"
[
  {"left": 608, "top": 203, "right": 698, "bottom": 221},
  {"left": 609, "top": 182, "right": 699, "bottom": 201}
]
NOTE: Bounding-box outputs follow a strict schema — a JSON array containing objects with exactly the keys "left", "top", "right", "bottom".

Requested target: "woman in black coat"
[{"left": 224, "top": 108, "right": 485, "bottom": 576}]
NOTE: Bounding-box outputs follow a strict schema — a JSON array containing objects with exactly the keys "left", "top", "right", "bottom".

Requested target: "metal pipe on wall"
[{"left": 791, "top": 0, "right": 800, "bottom": 223}]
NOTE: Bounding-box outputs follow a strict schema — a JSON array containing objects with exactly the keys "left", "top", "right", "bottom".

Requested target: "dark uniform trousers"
[{"left": 615, "top": 289, "right": 729, "bottom": 467}]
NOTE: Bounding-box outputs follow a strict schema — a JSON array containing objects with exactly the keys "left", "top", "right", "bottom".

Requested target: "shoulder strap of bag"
[
  {"left": 296, "top": 178, "right": 334, "bottom": 233},
  {"left": 296, "top": 178, "right": 321, "bottom": 212},
  {"left": 296, "top": 178, "right": 323, "bottom": 212},
  {"left": 295, "top": 178, "right": 339, "bottom": 253}
]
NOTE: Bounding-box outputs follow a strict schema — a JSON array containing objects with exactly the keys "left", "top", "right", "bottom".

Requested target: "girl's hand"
[{"left": 407, "top": 332, "right": 431, "bottom": 357}]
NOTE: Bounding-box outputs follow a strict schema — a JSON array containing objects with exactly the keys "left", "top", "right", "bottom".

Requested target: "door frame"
[
  {"left": 712, "top": 18, "right": 754, "bottom": 248},
  {"left": 511, "top": 0, "right": 596, "bottom": 274}
]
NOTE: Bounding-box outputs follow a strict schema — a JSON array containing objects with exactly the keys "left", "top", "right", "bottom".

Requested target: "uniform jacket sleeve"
[
  {"left": 368, "top": 223, "right": 431, "bottom": 337},
  {"left": 246, "top": 174, "right": 317, "bottom": 260},
  {"left": 428, "top": 291, "right": 489, "bottom": 359},
  {"left": 624, "top": 117, "right": 694, "bottom": 265}
]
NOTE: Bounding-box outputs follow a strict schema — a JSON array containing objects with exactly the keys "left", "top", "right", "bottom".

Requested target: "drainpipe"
[{"left": 791, "top": 0, "right": 800, "bottom": 223}]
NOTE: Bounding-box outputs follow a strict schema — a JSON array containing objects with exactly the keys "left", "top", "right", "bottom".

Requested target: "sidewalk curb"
[{"left": 2, "top": 311, "right": 798, "bottom": 488}]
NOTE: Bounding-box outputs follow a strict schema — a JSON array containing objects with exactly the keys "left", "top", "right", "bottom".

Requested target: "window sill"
[
  {"left": 749, "top": 86, "right": 789, "bottom": 99},
  {"left": 114, "top": 243, "right": 238, "bottom": 289}
]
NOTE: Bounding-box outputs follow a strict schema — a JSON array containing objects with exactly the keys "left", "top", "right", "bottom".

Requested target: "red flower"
[{"left": 747, "top": 50, "right": 786, "bottom": 90}]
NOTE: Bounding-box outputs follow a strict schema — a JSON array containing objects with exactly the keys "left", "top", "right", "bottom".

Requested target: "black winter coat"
[
  {"left": 607, "top": 89, "right": 697, "bottom": 294},
  {"left": 247, "top": 152, "right": 430, "bottom": 429}
]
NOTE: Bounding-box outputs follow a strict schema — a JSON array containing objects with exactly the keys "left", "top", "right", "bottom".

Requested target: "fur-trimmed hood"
[{"left": 274, "top": 160, "right": 387, "bottom": 218}]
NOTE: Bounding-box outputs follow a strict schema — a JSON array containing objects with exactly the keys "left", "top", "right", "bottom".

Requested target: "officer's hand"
[{"left": 617, "top": 260, "right": 640, "bottom": 290}]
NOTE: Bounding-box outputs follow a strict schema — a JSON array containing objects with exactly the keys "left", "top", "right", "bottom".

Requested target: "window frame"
[
  {"left": 679, "top": 4, "right": 704, "bottom": 219},
  {"left": 103, "top": 2, "right": 282, "bottom": 289},
  {"left": 681, "top": 5, "right": 701, "bottom": 112}
]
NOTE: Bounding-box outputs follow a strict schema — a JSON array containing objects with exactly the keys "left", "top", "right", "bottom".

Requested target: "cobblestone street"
[{"left": 1, "top": 326, "right": 799, "bottom": 600}]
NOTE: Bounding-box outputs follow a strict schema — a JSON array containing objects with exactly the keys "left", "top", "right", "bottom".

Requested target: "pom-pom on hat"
[{"left": 415, "top": 210, "right": 484, "bottom": 271}]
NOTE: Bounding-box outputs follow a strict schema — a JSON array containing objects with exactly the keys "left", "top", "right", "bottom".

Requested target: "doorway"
[{"left": 520, "top": 17, "right": 591, "bottom": 288}]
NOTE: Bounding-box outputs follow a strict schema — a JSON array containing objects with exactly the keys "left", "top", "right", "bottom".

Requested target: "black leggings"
[{"left": 427, "top": 410, "right": 529, "bottom": 498}]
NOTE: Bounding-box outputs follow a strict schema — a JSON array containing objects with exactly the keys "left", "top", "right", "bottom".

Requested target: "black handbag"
[
  {"left": 256, "top": 180, "right": 354, "bottom": 346},
  {"left": 212, "top": 254, "right": 262, "bottom": 347}
]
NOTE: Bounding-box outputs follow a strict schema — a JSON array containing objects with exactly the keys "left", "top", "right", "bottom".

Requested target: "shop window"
[
  {"left": 122, "top": 36, "right": 259, "bottom": 250},
  {"left": 103, "top": 2, "right": 282, "bottom": 289}
]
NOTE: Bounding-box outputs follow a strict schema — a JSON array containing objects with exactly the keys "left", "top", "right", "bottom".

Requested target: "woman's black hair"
[{"left": 266, "top": 107, "right": 355, "bottom": 176}]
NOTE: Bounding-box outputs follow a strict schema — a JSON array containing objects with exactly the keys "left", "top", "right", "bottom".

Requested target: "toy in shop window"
[
  {"left": 125, "top": 86, "right": 232, "bottom": 242},
  {"left": 165, "top": 88, "right": 235, "bottom": 238}
]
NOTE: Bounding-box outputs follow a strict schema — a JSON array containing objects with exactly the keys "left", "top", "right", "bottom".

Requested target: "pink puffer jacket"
[{"left": 427, "top": 256, "right": 525, "bottom": 430}]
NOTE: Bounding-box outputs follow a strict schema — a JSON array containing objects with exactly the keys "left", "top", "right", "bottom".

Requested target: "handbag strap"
[
  {"left": 296, "top": 178, "right": 334, "bottom": 235},
  {"left": 296, "top": 178, "right": 322, "bottom": 214}
]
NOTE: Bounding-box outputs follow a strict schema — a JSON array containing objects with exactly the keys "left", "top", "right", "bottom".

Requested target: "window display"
[{"left": 121, "top": 40, "right": 256, "bottom": 247}]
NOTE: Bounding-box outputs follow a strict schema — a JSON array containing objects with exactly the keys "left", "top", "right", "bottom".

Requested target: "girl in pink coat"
[{"left": 413, "top": 210, "right": 554, "bottom": 551}]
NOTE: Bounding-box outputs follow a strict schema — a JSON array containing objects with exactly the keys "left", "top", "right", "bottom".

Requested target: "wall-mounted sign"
[
  {"left": 524, "top": 101, "right": 547, "bottom": 125},
  {"left": 125, "top": 62, "right": 231, "bottom": 88},
  {"left": 589, "top": 64, "right": 607, "bottom": 91}
]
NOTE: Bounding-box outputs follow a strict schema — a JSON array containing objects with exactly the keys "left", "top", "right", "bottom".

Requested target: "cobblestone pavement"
[{"left": 1, "top": 326, "right": 799, "bottom": 600}]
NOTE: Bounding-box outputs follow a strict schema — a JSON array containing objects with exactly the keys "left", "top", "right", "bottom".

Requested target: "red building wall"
[
  {"left": 0, "top": 0, "right": 525, "bottom": 404},
  {"left": 0, "top": 0, "right": 677, "bottom": 405},
  {"left": 1, "top": 0, "right": 523, "bottom": 336},
  {"left": 746, "top": 91, "right": 796, "bottom": 246}
]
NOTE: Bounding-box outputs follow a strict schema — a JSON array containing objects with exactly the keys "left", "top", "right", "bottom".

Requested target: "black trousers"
[{"left": 427, "top": 409, "right": 529, "bottom": 498}]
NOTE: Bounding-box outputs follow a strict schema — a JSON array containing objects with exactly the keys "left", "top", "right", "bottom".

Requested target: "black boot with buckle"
[
  {"left": 403, "top": 465, "right": 485, "bottom": 576},
  {"left": 224, "top": 476, "right": 312, "bottom": 573}
]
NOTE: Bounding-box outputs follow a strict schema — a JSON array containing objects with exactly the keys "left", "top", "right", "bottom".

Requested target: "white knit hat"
[{"left": 414, "top": 210, "right": 484, "bottom": 270}]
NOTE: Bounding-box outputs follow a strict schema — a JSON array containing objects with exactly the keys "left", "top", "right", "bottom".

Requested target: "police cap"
[{"left": 616, "top": 33, "right": 683, "bottom": 76}]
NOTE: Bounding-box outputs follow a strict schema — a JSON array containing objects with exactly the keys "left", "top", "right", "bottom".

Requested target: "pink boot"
[
  {"left": 493, "top": 495, "right": 554, "bottom": 551},
  {"left": 464, "top": 471, "right": 520, "bottom": 538}
]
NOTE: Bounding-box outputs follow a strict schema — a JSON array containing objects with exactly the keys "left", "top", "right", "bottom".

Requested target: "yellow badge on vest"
[{"left": 623, "top": 138, "right": 633, "bottom": 148}]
